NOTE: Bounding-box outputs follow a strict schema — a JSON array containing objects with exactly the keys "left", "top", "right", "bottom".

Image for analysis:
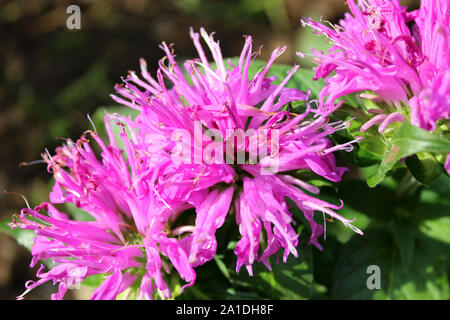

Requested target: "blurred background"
[{"left": 0, "top": 0, "right": 420, "bottom": 299}]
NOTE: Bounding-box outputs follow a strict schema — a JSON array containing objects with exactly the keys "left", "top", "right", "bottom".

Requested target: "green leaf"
[
  {"left": 228, "top": 229, "right": 316, "bottom": 300},
  {"left": 179, "top": 257, "right": 241, "bottom": 299},
  {"left": 392, "top": 224, "right": 415, "bottom": 273},
  {"left": 331, "top": 228, "right": 450, "bottom": 300},
  {"left": 81, "top": 273, "right": 106, "bottom": 288},
  {"left": 405, "top": 153, "right": 443, "bottom": 186},
  {"left": 332, "top": 125, "right": 384, "bottom": 167},
  {"left": 368, "top": 122, "right": 450, "bottom": 187},
  {"left": 329, "top": 103, "right": 385, "bottom": 167},
  {"left": 326, "top": 204, "right": 371, "bottom": 244},
  {"left": 337, "top": 179, "right": 397, "bottom": 221},
  {"left": 214, "top": 255, "right": 231, "bottom": 282},
  {"left": 231, "top": 253, "right": 314, "bottom": 299},
  {"left": 419, "top": 216, "right": 450, "bottom": 245},
  {"left": 428, "top": 174, "right": 450, "bottom": 198},
  {"left": 180, "top": 226, "right": 318, "bottom": 300}
]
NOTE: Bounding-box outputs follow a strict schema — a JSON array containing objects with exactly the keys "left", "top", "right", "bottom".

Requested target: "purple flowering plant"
[
  {"left": 302, "top": 0, "right": 450, "bottom": 186},
  {"left": 2, "top": 0, "right": 450, "bottom": 300}
]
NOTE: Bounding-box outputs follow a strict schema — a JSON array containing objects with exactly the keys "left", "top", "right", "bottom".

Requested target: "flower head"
[
  {"left": 12, "top": 28, "right": 363, "bottom": 300},
  {"left": 11, "top": 124, "right": 196, "bottom": 300},
  {"left": 112, "top": 28, "right": 362, "bottom": 274},
  {"left": 302, "top": 0, "right": 449, "bottom": 171}
]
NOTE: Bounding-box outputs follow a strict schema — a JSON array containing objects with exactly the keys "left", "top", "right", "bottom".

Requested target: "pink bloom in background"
[
  {"left": 302, "top": 0, "right": 449, "bottom": 171},
  {"left": 12, "top": 28, "right": 363, "bottom": 300},
  {"left": 11, "top": 126, "right": 195, "bottom": 300}
]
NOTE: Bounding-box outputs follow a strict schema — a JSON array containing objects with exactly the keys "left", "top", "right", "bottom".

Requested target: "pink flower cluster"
[
  {"left": 302, "top": 0, "right": 449, "bottom": 172},
  {"left": 11, "top": 28, "right": 362, "bottom": 300}
]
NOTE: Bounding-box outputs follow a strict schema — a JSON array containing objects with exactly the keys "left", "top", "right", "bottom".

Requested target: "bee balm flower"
[
  {"left": 12, "top": 28, "right": 364, "bottom": 300},
  {"left": 301, "top": 0, "right": 449, "bottom": 172},
  {"left": 112, "top": 28, "right": 362, "bottom": 275},
  {"left": 10, "top": 122, "right": 196, "bottom": 300}
]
